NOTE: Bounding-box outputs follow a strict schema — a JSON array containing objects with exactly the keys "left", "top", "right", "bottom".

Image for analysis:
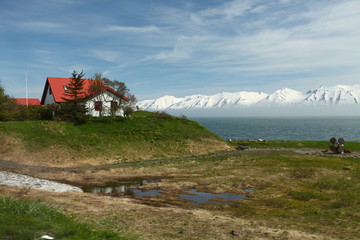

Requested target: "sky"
[{"left": 1, "top": 0, "right": 360, "bottom": 101}]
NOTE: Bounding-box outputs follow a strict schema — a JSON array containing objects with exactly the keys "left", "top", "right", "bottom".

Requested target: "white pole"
[{"left": 25, "top": 69, "right": 28, "bottom": 107}]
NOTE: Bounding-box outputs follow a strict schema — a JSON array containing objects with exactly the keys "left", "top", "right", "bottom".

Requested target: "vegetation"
[
  {"left": 0, "top": 81, "right": 21, "bottom": 121},
  {"left": 0, "top": 81, "right": 54, "bottom": 121},
  {"left": 0, "top": 197, "right": 131, "bottom": 240}
]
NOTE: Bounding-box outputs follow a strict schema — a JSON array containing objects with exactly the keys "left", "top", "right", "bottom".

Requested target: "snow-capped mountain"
[
  {"left": 137, "top": 85, "right": 360, "bottom": 110},
  {"left": 169, "top": 91, "right": 268, "bottom": 109}
]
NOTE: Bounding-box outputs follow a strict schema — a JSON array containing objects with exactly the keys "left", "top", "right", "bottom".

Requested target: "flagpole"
[{"left": 25, "top": 69, "right": 28, "bottom": 107}]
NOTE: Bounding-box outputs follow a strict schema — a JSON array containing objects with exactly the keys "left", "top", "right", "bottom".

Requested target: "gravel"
[{"left": 0, "top": 171, "right": 83, "bottom": 193}]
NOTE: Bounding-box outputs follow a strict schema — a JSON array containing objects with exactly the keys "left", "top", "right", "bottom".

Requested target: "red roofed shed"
[{"left": 15, "top": 98, "right": 41, "bottom": 106}]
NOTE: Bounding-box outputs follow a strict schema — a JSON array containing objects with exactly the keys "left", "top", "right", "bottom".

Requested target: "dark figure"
[{"left": 329, "top": 137, "right": 345, "bottom": 154}]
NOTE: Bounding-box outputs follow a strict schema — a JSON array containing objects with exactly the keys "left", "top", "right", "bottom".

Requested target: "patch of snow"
[{"left": 0, "top": 171, "right": 83, "bottom": 193}]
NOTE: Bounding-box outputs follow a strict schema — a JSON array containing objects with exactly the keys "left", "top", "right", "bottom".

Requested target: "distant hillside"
[
  {"left": 0, "top": 111, "right": 230, "bottom": 167},
  {"left": 138, "top": 85, "right": 360, "bottom": 110}
]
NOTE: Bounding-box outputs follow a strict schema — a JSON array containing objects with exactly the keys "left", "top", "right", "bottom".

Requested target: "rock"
[
  {"left": 41, "top": 235, "right": 54, "bottom": 239},
  {"left": 230, "top": 230, "right": 240, "bottom": 236}
]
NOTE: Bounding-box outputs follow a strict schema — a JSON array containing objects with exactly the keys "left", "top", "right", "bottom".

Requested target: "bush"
[{"left": 57, "top": 103, "right": 89, "bottom": 125}]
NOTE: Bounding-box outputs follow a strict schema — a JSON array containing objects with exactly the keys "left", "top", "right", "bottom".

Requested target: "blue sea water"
[{"left": 191, "top": 117, "right": 360, "bottom": 142}]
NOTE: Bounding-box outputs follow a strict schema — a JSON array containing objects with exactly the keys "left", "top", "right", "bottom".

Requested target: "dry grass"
[{"left": 0, "top": 186, "right": 330, "bottom": 240}]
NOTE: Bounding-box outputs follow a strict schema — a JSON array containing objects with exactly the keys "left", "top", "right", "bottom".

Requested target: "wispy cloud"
[
  {"left": 91, "top": 50, "right": 119, "bottom": 62},
  {"left": 17, "top": 21, "right": 65, "bottom": 32},
  {"left": 146, "top": 0, "right": 360, "bottom": 77},
  {"left": 101, "top": 25, "right": 160, "bottom": 33}
]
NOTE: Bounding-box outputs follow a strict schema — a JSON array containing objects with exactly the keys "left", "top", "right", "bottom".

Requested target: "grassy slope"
[{"left": 0, "top": 111, "right": 229, "bottom": 166}]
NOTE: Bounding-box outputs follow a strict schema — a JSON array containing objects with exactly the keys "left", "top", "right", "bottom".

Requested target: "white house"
[{"left": 40, "top": 77, "right": 129, "bottom": 117}]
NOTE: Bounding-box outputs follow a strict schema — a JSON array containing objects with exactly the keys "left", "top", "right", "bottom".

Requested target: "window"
[
  {"left": 49, "top": 88, "right": 52, "bottom": 95},
  {"left": 63, "top": 85, "right": 69, "bottom": 91},
  {"left": 95, "top": 101, "right": 102, "bottom": 111}
]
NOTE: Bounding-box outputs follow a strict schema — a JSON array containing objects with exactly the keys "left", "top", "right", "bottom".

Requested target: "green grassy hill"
[{"left": 0, "top": 111, "right": 230, "bottom": 166}]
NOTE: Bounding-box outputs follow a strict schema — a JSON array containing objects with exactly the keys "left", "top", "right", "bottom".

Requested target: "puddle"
[
  {"left": 132, "top": 189, "right": 166, "bottom": 197},
  {"left": 82, "top": 179, "right": 255, "bottom": 206},
  {"left": 82, "top": 179, "right": 162, "bottom": 197},
  {"left": 179, "top": 189, "right": 252, "bottom": 205}
]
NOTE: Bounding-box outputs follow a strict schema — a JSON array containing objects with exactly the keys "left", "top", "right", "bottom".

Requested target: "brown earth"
[{"left": 0, "top": 135, "right": 231, "bottom": 168}]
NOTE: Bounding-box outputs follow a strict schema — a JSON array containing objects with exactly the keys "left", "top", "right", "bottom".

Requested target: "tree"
[
  {"left": 60, "top": 70, "right": 88, "bottom": 124},
  {"left": 91, "top": 73, "right": 136, "bottom": 117},
  {"left": 0, "top": 81, "right": 19, "bottom": 121},
  {"left": 62, "top": 70, "right": 86, "bottom": 102},
  {"left": 87, "top": 77, "right": 107, "bottom": 117}
]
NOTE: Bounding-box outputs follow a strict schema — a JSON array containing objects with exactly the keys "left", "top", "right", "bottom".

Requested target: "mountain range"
[{"left": 137, "top": 85, "right": 360, "bottom": 110}]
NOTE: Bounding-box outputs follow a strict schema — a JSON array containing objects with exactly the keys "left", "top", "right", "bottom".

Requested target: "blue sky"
[{"left": 1, "top": 0, "right": 360, "bottom": 100}]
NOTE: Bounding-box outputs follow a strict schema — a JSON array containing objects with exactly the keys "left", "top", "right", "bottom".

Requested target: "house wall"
[
  {"left": 85, "top": 91, "right": 125, "bottom": 117},
  {"left": 43, "top": 86, "right": 56, "bottom": 105}
]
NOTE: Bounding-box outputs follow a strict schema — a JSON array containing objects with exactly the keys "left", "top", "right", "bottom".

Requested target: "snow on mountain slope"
[
  {"left": 257, "top": 88, "right": 305, "bottom": 105},
  {"left": 137, "top": 85, "right": 360, "bottom": 110},
  {"left": 304, "top": 85, "right": 360, "bottom": 105},
  {"left": 138, "top": 95, "right": 183, "bottom": 110}
]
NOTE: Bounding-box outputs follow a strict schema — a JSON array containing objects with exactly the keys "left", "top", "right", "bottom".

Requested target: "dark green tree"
[
  {"left": 60, "top": 70, "right": 88, "bottom": 124},
  {"left": 0, "top": 81, "right": 19, "bottom": 121},
  {"left": 63, "top": 70, "right": 86, "bottom": 102}
]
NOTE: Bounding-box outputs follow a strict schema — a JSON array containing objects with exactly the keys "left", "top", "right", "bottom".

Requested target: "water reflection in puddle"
[
  {"left": 179, "top": 189, "right": 249, "bottom": 205},
  {"left": 82, "top": 179, "right": 162, "bottom": 197},
  {"left": 132, "top": 189, "right": 166, "bottom": 197}
]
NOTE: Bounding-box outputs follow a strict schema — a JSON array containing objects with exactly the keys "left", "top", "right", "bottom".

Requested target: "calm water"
[{"left": 191, "top": 117, "right": 360, "bottom": 142}]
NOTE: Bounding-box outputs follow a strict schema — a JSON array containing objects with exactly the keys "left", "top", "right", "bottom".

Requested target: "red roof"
[
  {"left": 15, "top": 98, "right": 41, "bottom": 106},
  {"left": 41, "top": 77, "right": 129, "bottom": 104}
]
